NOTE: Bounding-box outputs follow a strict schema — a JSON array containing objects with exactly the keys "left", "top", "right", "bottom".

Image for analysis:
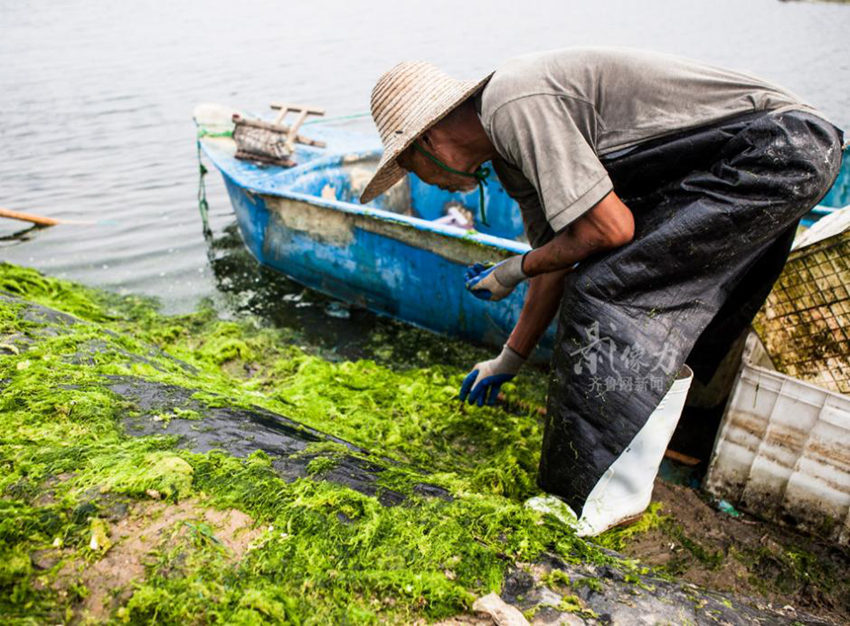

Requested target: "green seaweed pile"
[{"left": 0, "top": 263, "right": 617, "bottom": 624}]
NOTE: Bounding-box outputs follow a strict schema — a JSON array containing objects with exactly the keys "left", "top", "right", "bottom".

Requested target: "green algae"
[
  {"left": 0, "top": 264, "right": 111, "bottom": 324},
  {"left": 555, "top": 594, "right": 598, "bottom": 620},
  {"left": 88, "top": 518, "right": 112, "bottom": 553},
  {"left": 594, "top": 502, "right": 669, "bottom": 552},
  {"left": 305, "top": 455, "right": 339, "bottom": 476},
  {"left": 92, "top": 453, "right": 195, "bottom": 500},
  {"left": 0, "top": 262, "right": 624, "bottom": 624}
]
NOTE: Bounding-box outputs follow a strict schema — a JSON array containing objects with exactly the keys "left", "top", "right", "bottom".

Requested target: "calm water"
[{"left": 1, "top": 0, "right": 849, "bottom": 327}]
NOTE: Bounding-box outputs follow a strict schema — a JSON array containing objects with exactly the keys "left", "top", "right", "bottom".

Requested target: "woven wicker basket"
[{"left": 232, "top": 115, "right": 295, "bottom": 167}]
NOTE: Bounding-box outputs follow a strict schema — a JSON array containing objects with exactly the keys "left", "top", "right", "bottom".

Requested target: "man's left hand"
[
  {"left": 465, "top": 254, "right": 528, "bottom": 301},
  {"left": 459, "top": 344, "right": 526, "bottom": 406}
]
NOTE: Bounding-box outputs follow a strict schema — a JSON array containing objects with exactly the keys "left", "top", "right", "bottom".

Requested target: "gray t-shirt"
[{"left": 478, "top": 47, "right": 817, "bottom": 247}]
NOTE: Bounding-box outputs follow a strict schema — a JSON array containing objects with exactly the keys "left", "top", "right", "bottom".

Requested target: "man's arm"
[
  {"left": 506, "top": 269, "right": 571, "bottom": 357},
  {"left": 522, "top": 191, "right": 635, "bottom": 276},
  {"left": 459, "top": 191, "right": 635, "bottom": 405},
  {"left": 507, "top": 190, "right": 634, "bottom": 356},
  {"left": 465, "top": 191, "right": 634, "bottom": 301}
]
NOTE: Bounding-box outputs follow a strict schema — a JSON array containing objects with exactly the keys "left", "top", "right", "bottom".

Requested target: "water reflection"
[
  {"left": 0, "top": 224, "right": 47, "bottom": 247},
  {"left": 203, "top": 222, "right": 491, "bottom": 369}
]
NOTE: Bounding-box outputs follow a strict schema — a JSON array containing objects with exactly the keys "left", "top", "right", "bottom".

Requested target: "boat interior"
[{"left": 285, "top": 150, "right": 528, "bottom": 242}]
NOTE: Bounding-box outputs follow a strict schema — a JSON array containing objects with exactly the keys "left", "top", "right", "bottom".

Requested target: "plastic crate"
[{"left": 705, "top": 345, "right": 850, "bottom": 545}]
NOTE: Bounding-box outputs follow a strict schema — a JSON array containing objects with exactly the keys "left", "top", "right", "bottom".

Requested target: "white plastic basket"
[{"left": 705, "top": 344, "right": 850, "bottom": 545}]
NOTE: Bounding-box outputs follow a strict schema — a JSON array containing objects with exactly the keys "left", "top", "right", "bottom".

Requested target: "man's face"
[{"left": 396, "top": 135, "right": 479, "bottom": 194}]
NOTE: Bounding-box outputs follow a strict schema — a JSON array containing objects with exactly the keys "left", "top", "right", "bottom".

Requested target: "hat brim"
[{"left": 359, "top": 72, "right": 493, "bottom": 204}]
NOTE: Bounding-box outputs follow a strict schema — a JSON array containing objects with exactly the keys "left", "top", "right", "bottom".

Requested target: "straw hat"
[{"left": 359, "top": 61, "right": 493, "bottom": 204}]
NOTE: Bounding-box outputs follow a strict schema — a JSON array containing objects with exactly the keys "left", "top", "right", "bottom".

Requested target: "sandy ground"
[{"left": 45, "top": 499, "right": 262, "bottom": 622}]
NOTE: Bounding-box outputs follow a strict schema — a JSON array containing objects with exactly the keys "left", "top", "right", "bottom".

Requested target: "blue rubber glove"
[
  {"left": 459, "top": 344, "right": 526, "bottom": 407},
  {"left": 465, "top": 254, "right": 528, "bottom": 301}
]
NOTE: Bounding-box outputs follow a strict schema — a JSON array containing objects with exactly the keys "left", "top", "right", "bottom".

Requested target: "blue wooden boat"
[
  {"left": 195, "top": 104, "right": 850, "bottom": 360},
  {"left": 811, "top": 144, "right": 850, "bottom": 226},
  {"left": 195, "top": 105, "right": 557, "bottom": 360}
]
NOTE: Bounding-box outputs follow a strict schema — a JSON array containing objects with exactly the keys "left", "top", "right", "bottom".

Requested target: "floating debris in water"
[{"left": 324, "top": 301, "right": 350, "bottom": 319}]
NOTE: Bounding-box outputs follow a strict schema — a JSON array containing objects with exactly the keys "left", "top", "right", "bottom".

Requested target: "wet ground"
[{"left": 619, "top": 481, "right": 850, "bottom": 625}]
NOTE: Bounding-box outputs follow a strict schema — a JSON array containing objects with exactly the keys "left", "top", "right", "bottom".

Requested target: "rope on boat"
[
  {"left": 196, "top": 140, "right": 212, "bottom": 239},
  {"left": 196, "top": 128, "right": 233, "bottom": 138},
  {"left": 302, "top": 111, "right": 371, "bottom": 126}
]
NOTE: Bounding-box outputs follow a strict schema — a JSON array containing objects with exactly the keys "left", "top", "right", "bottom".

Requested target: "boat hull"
[{"left": 221, "top": 172, "right": 556, "bottom": 360}]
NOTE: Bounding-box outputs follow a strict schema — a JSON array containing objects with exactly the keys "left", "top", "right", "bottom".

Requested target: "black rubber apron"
[{"left": 538, "top": 109, "right": 844, "bottom": 513}]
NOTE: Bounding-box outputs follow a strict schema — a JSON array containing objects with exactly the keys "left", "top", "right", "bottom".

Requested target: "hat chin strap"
[{"left": 412, "top": 142, "right": 491, "bottom": 227}]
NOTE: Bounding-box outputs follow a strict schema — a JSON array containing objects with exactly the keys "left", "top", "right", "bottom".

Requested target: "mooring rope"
[
  {"left": 195, "top": 139, "right": 212, "bottom": 239},
  {"left": 302, "top": 111, "right": 371, "bottom": 126},
  {"left": 196, "top": 128, "right": 233, "bottom": 139}
]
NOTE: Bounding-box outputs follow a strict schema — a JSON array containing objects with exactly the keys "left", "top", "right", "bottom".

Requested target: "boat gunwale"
[{"left": 199, "top": 138, "right": 531, "bottom": 255}]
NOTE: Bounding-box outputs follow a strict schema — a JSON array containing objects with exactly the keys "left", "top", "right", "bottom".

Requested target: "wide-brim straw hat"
[{"left": 359, "top": 61, "right": 493, "bottom": 204}]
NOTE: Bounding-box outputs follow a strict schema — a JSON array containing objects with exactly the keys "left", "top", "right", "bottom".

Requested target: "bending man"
[{"left": 359, "top": 48, "right": 844, "bottom": 535}]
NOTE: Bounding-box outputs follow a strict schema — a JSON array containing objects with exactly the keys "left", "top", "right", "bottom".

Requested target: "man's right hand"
[{"left": 459, "top": 344, "right": 526, "bottom": 406}]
